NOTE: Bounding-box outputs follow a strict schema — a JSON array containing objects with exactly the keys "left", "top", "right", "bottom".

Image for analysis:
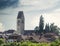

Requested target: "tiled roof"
[
  {"left": 4, "top": 30, "right": 15, "bottom": 34},
  {"left": 24, "top": 30, "right": 35, "bottom": 35},
  {"left": 0, "top": 32, "right": 3, "bottom": 34}
]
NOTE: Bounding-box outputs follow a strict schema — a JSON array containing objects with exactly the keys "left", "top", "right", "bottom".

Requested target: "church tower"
[{"left": 17, "top": 11, "right": 25, "bottom": 35}]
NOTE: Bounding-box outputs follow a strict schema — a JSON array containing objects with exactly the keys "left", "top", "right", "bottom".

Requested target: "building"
[
  {"left": 4, "top": 30, "right": 15, "bottom": 35},
  {"left": 16, "top": 11, "right": 35, "bottom": 35},
  {"left": 6, "top": 34, "right": 23, "bottom": 42},
  {"left": 17, "top": 11, "right": 25, "bottom": 35}
]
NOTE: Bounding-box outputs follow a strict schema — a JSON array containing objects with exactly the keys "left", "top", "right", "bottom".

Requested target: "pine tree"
[
  {"left": 39, "top": 15, "right": 44, "bottom": 34},
  {"left": 50, "top": 23, "right": 59, "bottom": 35},
  {"left": 45, "top": 23, "right": 50, "bottom": 33},
  {"left": 34, "top": 26, "right": 39, "bottom": 34}
]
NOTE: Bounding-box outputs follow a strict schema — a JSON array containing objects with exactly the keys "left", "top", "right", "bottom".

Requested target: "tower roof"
[{"left": 17, "top": 11, "right": 24, "bottom": 19}]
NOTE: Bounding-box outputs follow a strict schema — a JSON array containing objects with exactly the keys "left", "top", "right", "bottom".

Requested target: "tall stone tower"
[{"left": 17, "top": 11, "right": 25, "bottom": 35}]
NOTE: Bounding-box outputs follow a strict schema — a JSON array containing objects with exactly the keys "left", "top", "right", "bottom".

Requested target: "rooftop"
[{"left": 17, "top": 11, "right": 24, "bottom": 19}]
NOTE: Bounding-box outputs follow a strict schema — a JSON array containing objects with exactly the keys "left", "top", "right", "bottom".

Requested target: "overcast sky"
[{"left": 0, "top": 0, "right": 60, "bottom": 32}]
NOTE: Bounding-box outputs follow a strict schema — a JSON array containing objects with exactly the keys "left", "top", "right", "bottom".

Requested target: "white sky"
[{"left": 0, "top": 0, "right": 60, "bottom": 31}]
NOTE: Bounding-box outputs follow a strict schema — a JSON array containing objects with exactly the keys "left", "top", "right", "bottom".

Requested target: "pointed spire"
[{"left": 17, "top": 11, "right": 24, "bottom": 19}]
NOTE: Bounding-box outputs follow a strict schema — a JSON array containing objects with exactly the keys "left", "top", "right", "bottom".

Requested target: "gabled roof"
[
  {"left": 4, "top": 30, "right": 15, "bottom": 34},
  {"left": 0, "top": 32, "right": 3, "bottom": 34}
]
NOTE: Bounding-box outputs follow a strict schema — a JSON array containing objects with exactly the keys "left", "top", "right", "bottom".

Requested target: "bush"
[
  {"left": 0, "top": 39, "right": 4, "bottom": 45},
  {"left": 0, "top": 39, "right": 60, "bottom": 46}
]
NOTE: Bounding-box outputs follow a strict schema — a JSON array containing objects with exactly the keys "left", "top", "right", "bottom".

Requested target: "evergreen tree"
[
  {"left": 45, "top": 23, "right": 50, "bottom": 33},
  {"left": 50, "top": 23, "right": 54, "bottom": 32},
  {"left": 50, "top": 23, "right": 59, "bottom": 35},
  {"left": 39, "top": 15, "right": 44, "bottom": 34},
  {"left": 34, "top": 26, "right": 39, "bottom": 34},
  {"left": 50, "top": 23, "right": 58, "bottom": 33}
]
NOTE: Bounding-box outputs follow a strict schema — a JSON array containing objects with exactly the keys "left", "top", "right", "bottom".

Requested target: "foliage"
[
  {"left": 50, "top": 39, "right": 60, "bottom": 46},
  {"left": 45, "top": 23, "right": 50, "bottom": 33},
  {"left": 50, "top": 23, "right": 59, "bottom": 34},
  {"left": 39, "top": 15, "right": 44, "bottom": 34},
  {"left": 34, "top": 26, "right": 39, "bottom": 34},
  {"left": 38, "top": 15, "right": 60, "bottom": 35},
  {"left": 0, "top": 39, "right": 4, "bottom": 45},
  {"left": 0, "top": 39, "right": 60, "bottom": 46}
]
